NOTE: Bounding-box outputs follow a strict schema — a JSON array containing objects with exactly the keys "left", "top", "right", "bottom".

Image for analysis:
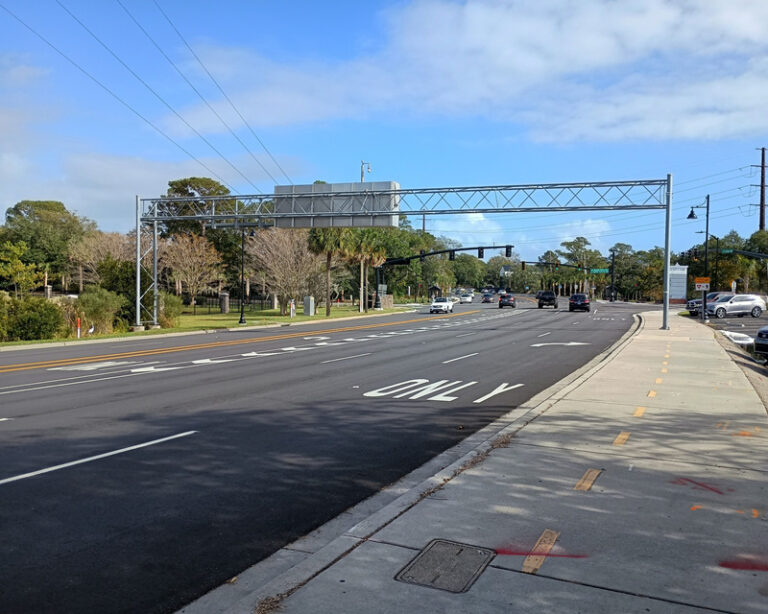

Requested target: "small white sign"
[{"left": 695, "top": 282, "right": 710, "bottom": 291}]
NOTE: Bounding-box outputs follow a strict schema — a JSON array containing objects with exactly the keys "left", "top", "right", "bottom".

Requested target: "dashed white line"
[
  {"left": 442, "top": 353, "right": 479, "bottom": 364},
  {"left": 537, "top": 332, "right": 551, "bottom": 338},
  {"left": 0, "top": 431, "right": 197, "bottom": 486},
  {"left": 321, "top": 353, "right": 372, "bottom": 364},
  {"left": 455, "top": 332, "right": 477, "bottom": 338}
]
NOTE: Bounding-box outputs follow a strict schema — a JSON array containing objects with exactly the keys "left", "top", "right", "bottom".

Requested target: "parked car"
[
  {"left": 705, "top": 294, "right": 765, "bottom": 319},
  {"left": 568, "top": 293, "right": 591, "bottom": 312},
  {"left": 687, "top": 291, "right": 732, "bottom": 316},
  {"left": 498, "top": 294, "right": 516, "bottom": 308},
  {"left": 481, "top": 293, "right": 493, "bottom": 303},
  {"left": 430, "top": 296, "right": 454, "bottom": 313},
  {"left": 538, "top": 291, "right": 558, "bottom": 309},
  {"left": 459, "top": 293, "right": 473, "bottom": 304},
  {"left": 754, "top": 324, "right": 768, "bottom": 358}
]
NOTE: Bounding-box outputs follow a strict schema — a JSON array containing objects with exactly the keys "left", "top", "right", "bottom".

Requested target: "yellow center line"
[
  {"left": 662, "top": 361, "right": 668, "bottom": 366},
  {"left": 521, "top": 529, "right": 560, "bottom": 574},
  {"left": 0, "top": 310, "right": 481, "bottom": 374},
  {"left": 647, "top": 390, "right": 657, "bottom": 398},
  {"left": 613, "top": 431, "right": 631, "bottom": 446},
  {"left": 655, "top": 377, "right": 663, "bottom": 384},
  {"left": 633, "top": 406, "right": 646, "bottom": 417},
  {"left": 661, "top": 368, "right": 668, "bottom": 374},
  {"left": 573, "top": 468, "right": 602, "bottom": 491}
]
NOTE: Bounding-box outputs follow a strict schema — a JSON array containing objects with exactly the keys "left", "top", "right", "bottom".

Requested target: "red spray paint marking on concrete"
[
  {"left": 670, "top": 477, "right": 725, "bottom": 495},
  {"left": 719, "top": 559, "right": 768, "bottom": 571}
]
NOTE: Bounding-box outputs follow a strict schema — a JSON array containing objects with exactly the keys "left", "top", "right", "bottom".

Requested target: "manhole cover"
[{"left": 395, "top": 539, "right": 495, "bottom": 593}]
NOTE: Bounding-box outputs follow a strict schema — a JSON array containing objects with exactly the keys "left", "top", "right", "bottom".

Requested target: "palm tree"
[{"left": 308, "top": 228, "right": 348, "bottom": 317}]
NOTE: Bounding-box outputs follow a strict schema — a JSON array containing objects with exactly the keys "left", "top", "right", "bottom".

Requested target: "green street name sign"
[
  {"left": 590, "top": 268, "right": 610, "bottom": 274},
  {"left": 720, "top": 249, "right": 734, "bottom": 254}
]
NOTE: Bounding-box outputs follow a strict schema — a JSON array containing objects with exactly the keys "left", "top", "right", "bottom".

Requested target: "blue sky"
[{"left": 1, "top": 0, "right": 767, "bottom": 262}]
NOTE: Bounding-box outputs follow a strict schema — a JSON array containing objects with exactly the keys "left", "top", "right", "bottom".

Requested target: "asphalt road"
[{"left": 0, "top": 298, "right": 647, "bottom": 614}]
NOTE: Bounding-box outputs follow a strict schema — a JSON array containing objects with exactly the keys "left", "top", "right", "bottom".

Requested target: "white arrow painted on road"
[{"left": 530, "top": 342, "right": 590, "bottom": 347}]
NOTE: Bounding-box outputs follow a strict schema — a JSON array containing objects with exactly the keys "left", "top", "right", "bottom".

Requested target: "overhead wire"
[
  {"left": 116, "top": 0, "right": 279, "bottom": 189},
  {"left": 153, "top": 0, "right": 293, "bottom": 185},
  {"left": 0, "top": 1, "right": 234, "bottom": 190},
  {"left": 54, "top": 0, "right": 262, "bottom": 192}
]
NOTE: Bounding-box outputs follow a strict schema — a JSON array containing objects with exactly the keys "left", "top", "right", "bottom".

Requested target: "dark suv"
[
  {"left": 569, "top": 293, "right": 590, "bottom": 312},
  {"left": 498, "top": 294, "right": 516, "bottom": 308},
  {"left": 538, "top": 291, "right": 558, "bottom": 309}
]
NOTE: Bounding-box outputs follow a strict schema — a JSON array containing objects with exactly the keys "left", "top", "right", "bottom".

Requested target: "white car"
[
  {"left": 430, "top": 296, "right": 454, "bottom": 313},
  {"left": 459, "top": 293, "right": 473, "bottom": 304}
]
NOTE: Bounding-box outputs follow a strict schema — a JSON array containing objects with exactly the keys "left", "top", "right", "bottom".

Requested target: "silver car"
[
  {"left": 687, "top": 291, "right": 732, "bottom": 316},
  {"left": 705, "top": 294, "right": 765, "bottom": 319}
]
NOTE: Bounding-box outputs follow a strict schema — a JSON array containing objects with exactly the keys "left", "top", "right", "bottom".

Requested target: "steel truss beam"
[{"left": 136, "top": 177, "right": 673, "bottom": 328}]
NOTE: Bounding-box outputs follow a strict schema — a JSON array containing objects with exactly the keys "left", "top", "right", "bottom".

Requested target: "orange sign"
[{"left": 694, "top": 277, "right": 710, "bottom": 284}]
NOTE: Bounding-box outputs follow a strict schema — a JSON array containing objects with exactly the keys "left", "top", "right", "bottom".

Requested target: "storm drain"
[{"left": 395, "top": 539, "right": 495, "bottom": 593}]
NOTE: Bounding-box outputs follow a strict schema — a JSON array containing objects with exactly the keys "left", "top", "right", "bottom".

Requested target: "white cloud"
[{"left": 168, "top": 0, "right": 768, "bottom": 141}]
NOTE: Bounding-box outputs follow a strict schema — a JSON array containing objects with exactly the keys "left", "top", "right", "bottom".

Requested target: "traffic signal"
[
  {"left": 419, "top": 249, "right": 425, "bottom": 262},
  {"left": 478, "top": 247, "right": 484, "bottom": 258},
  {"left": 554, "top": 260, "right": 560, "bottom": 271},
  {"left": 505, "top": 245, "right": 512, "bottom": 258},
  {"left": 449, "top": 250, "right": 455, "bottom": 261},
  {"left": 521, "top": 261, "right": 526, "bottom": 271}
]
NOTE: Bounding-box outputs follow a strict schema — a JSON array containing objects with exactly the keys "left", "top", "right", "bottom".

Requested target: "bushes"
[
  {"left": 159, "top": 292, "right": 183, "bottom": 328},
  {"left": 2, "top": 296, "right": 65, "bottom": 341},
  {"left": 76, "top": 287, "right": 126, "bottom": 334}
]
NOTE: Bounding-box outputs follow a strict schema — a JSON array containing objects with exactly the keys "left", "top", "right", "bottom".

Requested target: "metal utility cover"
[{"left": 395, "top": 539, "right": 495, "bottom": 593}]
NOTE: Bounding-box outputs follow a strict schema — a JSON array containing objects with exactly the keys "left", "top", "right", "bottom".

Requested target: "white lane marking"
[
  {"left": 455, "top": 332, "right": 477, "bottom": 338},
  {"left": 594, "top": 308, "right": 598, "bottom": 313},
  {"left": 0, "top": 431, "right": 197, "bottom": 486},
  {"left": 537, "top": 332, "right": 551, "bottom": 338},
  {"left": 130, "top": 366, "right": 184, "bottom": 373},
  {"left": 0, "top": 371, "right": 148, "bottom": 396},
  {"left": 442, "top": 353, "right": 479, "bottom": 364},
  {"left": 322, "top": 353, "right": 372, "bottom": 364},
  {"left": 473, "top": 383, "right": 524, "bottom": 404},
  {"left": 530, "top": 342, "right": 590, "bottom": 347},
  {"left": 192, "top": 358, "right": 235, "bottom": 364},
  {"left": 49, "top": 361, "right": 138, "bottom": 372},
  {"left": 0, "top": 418, "right": 12, "bottom": 422}
]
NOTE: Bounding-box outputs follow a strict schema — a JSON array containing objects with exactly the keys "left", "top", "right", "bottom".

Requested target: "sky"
[{"left": 1, "top": 0, "right": 767, "bottom": 262}]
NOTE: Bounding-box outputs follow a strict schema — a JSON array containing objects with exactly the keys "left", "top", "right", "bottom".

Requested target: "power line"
[
  {"left": 153, "top": 0, "right": 293, "bottom": 185},
  {"left": 54, "top": 0, "right": 261, "bottom": 192},
  {"left": 0, "top": 1, "right": 233, "bottom": 190},
  {"left": 116, "top": 0, "right": 279, "bottom": 189}
]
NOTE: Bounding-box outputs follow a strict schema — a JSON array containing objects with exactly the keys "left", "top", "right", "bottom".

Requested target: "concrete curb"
[{"left": 178, "top": 313, "right": 645, "bottom": 614}]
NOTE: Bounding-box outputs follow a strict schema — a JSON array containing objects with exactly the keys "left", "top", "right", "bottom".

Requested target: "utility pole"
[
  {"left": 610, "top": 249, "right": 616, "bottom": 302},
  {"left": 760, "top": 147, "right": 766, "bottom": 231}
]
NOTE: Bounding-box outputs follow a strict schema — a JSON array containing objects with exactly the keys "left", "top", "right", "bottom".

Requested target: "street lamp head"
[{"left": 687, "top": 208, "right": 698, "bottom": 220}]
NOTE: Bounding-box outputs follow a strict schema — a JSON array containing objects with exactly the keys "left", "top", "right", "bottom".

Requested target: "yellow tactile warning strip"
[
  {"left": 0, "top": 310, "right": 481, "bottom": 374},
  {"left": 613, "top": 431, "right": 631, "bottom": 446},
  {"left": 521, "top": 529, "right": 560, "bottom": 574},
  {"left": 647, "top": 390, "right": 657, "bottom": 398},
  {"left": 573, "top": 469, "right": 602, "bottom": 491},
  {"left": 633, "top": 406, "right": 646, "bottom": 417},
  {"left": 655, "top": 377, "right": 663, "bottom": 384}
]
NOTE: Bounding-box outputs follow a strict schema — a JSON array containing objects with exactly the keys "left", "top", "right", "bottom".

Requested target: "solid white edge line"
[
  {"left": 442, "top": 353, "right": 479, "bottom": 364},
  {"left": 0, "top": 431, "right": 197, "bottom": 486},
  {"left": 321, "top": 353, "right": 372, "bottom": 364}
]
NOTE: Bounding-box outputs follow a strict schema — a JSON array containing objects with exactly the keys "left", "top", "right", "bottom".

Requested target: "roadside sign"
[
  {"left": 731, "top": 280, "right": 737, "bottom": 291},
  {"left": 694, "top": 277, "right": 710, "bottom": 284},
  {"left": 590, "top": 268, "right": 609, "bottom": 274},
  {"left": 695, "top": 282, "right": 710, "bottom": 291},
  {"left": 721, "top": 249, "right": 734, "bottom": 254}
]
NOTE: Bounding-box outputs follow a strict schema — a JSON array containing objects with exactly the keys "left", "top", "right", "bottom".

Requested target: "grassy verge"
[{"left": 0, "top": 304, "right": 410, "bottom": 348}]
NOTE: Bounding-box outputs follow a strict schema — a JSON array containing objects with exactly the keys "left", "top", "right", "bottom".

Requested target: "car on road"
[
  {"left": 481, "top": 293, "right": 493, "bottom": 303},
  {"left": 459, "top": 293, "right": 473, "bottom": 304},
  {"left": 705, "top": 293, "right": 765, "bottom": 319},
  {"left": 687, "top": 291, "right": 732, "bottom": 316},
  {"left": 538, "top": 291, "right": 558, "bottom": 309},
  {"left": 498, "top": 294, "right": 516, "bottom": 308},
  {"left": 430, "top": 296, "right": 454, "bottom": 313},
  {"left": 754, "top": 325, "right": 768, "bottom": 359},
  {"left": 568, "top": 293, "right": 591, "bottom": 312}
]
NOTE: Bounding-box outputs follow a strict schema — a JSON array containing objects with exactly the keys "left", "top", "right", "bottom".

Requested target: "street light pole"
[
  {"left": 688, "top": 195, "right": 710, "bottom": 320},
  {"left": 360, "top": 160, "right": 371, "bottom": 183},
  {"left": 239, "top": 227, "right": 247, "bottom": 325}
]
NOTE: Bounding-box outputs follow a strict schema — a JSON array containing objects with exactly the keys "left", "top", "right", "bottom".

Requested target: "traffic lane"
[{"left": 0, "top": 309, "right": 635, "bottom": 613}]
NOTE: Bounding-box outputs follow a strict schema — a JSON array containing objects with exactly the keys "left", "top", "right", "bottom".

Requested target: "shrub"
[
  {"left": 7, "top": 297, "right": 65, "bottom": 341},
  {"left": 0, "top": 293, "right": 9, "bottom": 341},
  {"left": 76, "top": 286, "right": 127, "bottom": 334},
  {"left": 159, "top": 291, "right": 183, "bottom": 328}
]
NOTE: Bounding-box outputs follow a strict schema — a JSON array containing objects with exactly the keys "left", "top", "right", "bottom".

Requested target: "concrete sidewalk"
[{"left": 181, "top": 311, "right": 768, "bottom": 614}]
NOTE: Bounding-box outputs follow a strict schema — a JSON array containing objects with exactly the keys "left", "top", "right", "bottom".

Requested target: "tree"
[
  {"left": 2, "top": 200, "right": 94, "bottom": 281},
  {"left": 68, "top": 231, "right": 134, "bottom": 290},
  {"left": 0, "top": 241, "right": 44, "bottom": 297},
  {"left": 248, "top": 228, "right": 324, "bottom": 315},
  {"left": 452, "top": 253, "right": 486, "bottom": 288},
  {"left": 308, "top": 228, "right": 349, "bottom": 316},
  {"left": 162, "top": 234, "right": 222, "bottom": 313}
]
